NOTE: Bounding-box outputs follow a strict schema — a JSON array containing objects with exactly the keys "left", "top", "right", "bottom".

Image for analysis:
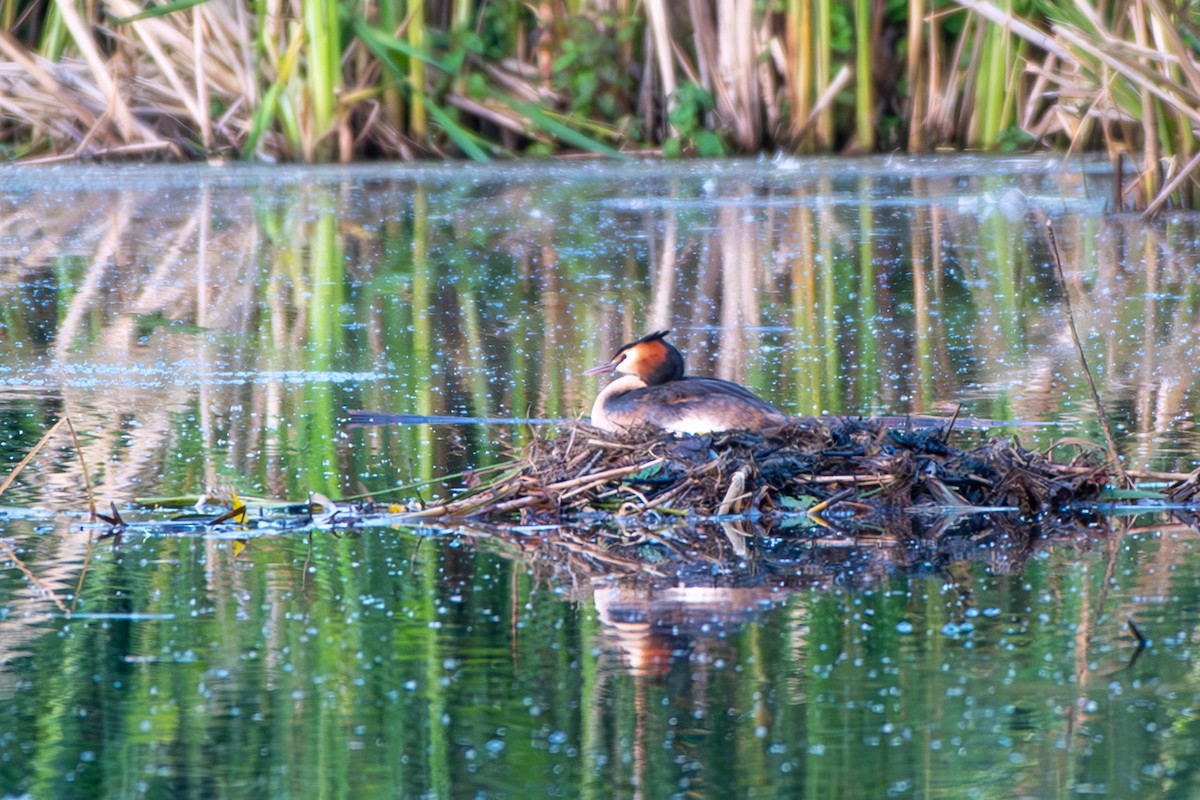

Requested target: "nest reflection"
[{"left": 458, "top": 509, "right": 1120, "bottom": 679}]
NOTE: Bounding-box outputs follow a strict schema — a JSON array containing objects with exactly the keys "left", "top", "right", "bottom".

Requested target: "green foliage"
[
  {"left": 663, "top": 82, "right": 726, "bottom": 158},
  {"left": 996, "top": 126, "right": 1035, "bottom": 152},
  {"left": 827, "top": 1, "right": 854, "bottom": 52},
  {"left": 549, "top": 15, "right": 636, "bottom": 121}
]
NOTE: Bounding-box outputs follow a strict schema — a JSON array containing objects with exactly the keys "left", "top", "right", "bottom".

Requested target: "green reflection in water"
[
  {"left": 3, "top": 159, "right": 1200, "bottom": 797},
  {"left": 1, "top": 522, "right": 1198, "bottom": 797}
]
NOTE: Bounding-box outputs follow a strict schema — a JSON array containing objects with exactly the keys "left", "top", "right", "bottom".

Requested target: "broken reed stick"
[
  {"left": 0, "top": 417, "right": 93, "bottom": 517},
  {"left": 66, "top": 417, "right": 98, "bottom": 520},
  {"left": 389, "top": 457, "right": 667, "bottom": 521},
  {"left": 0, "top": 417, "right": 66, "bottom": 498},
  {"left": 718, "top": 465, "right": 752, "bottom": 515},
  {"left": 1044, "top": 220, "right": 1131, "bottom": 489},
  {"left": 803, "top": 473, "right": 895, "bottom": 486},
  {"left": 548, "top": 458, "right": 665, "bottom": 497}
]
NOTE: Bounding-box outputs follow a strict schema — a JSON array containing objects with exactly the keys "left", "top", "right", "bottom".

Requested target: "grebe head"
[{"left": 583, "top": 330, "right": 685, "bottom": 386}]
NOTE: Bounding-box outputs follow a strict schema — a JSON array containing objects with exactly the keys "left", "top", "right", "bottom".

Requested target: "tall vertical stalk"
[
  {"left": 907, "top": 0, "right": 926, "bottom": 151},
  {"left": 303, "top": 0, "right": 340, "bottom": 160},
  {"left": 854, "top": 0, "right": 875, "bottom": 151},
  {"left": 815, "top": 0, "right": 834, "bottom": 148},
  {"left": 645, "top": 0, "right": 677, "bottom": 137},
  {"left": 788, "top": 0, "right": 813, "bottom": 149},
  {"left": 377, "top": 0, "right": 406, "bottom": 132},
  {"left": 1132, "top": 0, "right": 1161, "bottom": 204},
  {"left": 407, "top": 0, "right": 426, "bottom": 140},
  {"left": 977, "top": 12, "right": 1010, "bottom": 148},
  {"left": 36, "top": 2, "right": 68, "bottom": 60}
]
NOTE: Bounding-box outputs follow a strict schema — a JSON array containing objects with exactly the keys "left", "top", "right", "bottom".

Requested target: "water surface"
[{"left": 3, "top": 157, "right": 1200, "bottom": 797}]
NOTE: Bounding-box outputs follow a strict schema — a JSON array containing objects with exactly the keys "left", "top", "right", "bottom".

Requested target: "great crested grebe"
[{"left": 584, "top": 330, "right": 787, "bottom": 434}]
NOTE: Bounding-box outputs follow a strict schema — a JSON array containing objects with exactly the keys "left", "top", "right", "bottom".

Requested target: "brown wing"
[{"left": 607, "top": 377, "right": 785, "bottom": 432}]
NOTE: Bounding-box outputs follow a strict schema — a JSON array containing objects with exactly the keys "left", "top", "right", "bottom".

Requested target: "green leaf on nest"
[
  {"left": 624, "top": 462, "right": 664, "bottom": 482},
  {"left": 779, "top": 495, "right": 820, "bottom": 511}
]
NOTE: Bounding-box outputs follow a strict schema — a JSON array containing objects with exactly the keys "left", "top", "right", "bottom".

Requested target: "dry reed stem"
[
  {"left": 547, "top": 458, "right": 665, "bottom": 493},
  {"left": 793, "top": 64, "right": 852, "bottom": 143},
  {"left": 952, "top": 0, "right": 1072, "bottom": 61},
  {"left": 803, "top": 473, "right": 895, "bottom": 486},
  {"left": 718, "top": 464, "right": 751, "bottom": 515},
  {"left": 64, "top": 417, "right": 97, "bottom": 520},
  {"left": 0, "top": 0, "right": 1190, "bottom": 184},
  {"left": 644, "top": 0, "right": 677, "bottom": 135},
  {"left": 1054, "top": 25, "right": 1200, "bottom": 125},
  {"left": 1143, "top": 150, "right": 1200, "bottom": 218},
  {"left": 1045, "top": 220, "right": 1130, "bottom": 488},
  {"left": 52, "top": 0, "right": 136, "bottom": 138},
  {"left": 0, "top": 419, "right": 96, "bottom": 513},
  {"left": 0, "top": 418, "right": 66, "bottom": 499},
  {"left": 0, "top": 33, "right": 98, "bottom": 128}
]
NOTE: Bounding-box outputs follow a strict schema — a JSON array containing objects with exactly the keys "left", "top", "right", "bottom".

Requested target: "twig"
[
  {"left": 1143, "top": 149, "right": 1200, "bottom": 219},
  {"left": 478, "top": 494, "right": 540, "bottom": 517},
  {"left": 640, "top": 480, "right": 696, "bottom": 512},
  {"left": 801, "top": 473, "right": 895, "bottom": 486},
  {"left": 65, "top": 416, "right": 97, "bottom": 520},
  {"left": 546, "top": 458, "right": 664, "bottom": 493},
  {"left": 339, "top": 460, "right": 519, "bottom": 502},
  {"left": 585, "top": 439, "right": 647, "bottom": 451},
  {"left": 1045, "top": 220, "right": 1131, "bottom": 488},
  {"left": 0, "top": 418, "right": 66, "bottom": 499},
  {"left": 1125, "top": 468, "right": 1199, "bottom": 482},
  {"left": 1124, "top": 615, "right": 1149, "bottom": 671},
  {"left": 718, "top": 465, "right": 752, "bottom": 515}
]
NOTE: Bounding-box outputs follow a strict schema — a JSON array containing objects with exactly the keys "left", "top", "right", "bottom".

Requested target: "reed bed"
[{"left": 1, "top": 1, "right": 1196, "bottom": 210}]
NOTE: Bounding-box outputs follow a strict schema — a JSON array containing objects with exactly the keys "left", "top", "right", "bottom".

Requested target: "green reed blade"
[
  {"left": 424, "top": 99, "right": 493, "bottom": 161},
  {"left": 501, "top": 98, "right": 627, "bottom": 158},
  {"left": 109, "top": 0, "right": 212, "bottom": 25},
  {"left": 356, "top": 19, "right": 453, "bottom": 74}
]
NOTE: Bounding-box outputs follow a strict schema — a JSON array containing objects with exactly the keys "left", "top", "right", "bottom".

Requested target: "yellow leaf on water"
[{"left": 229, "top": 488, "right": 248, "bottom": 524}]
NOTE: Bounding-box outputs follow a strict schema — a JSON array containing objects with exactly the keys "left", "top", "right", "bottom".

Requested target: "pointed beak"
[{"left": 583, "top": 360, "right": 617, "bottom": 376}]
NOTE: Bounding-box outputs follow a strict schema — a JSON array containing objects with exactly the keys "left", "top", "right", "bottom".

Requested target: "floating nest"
[{"left": 405, "top": 418, "right": 1113, "bottom": 531}]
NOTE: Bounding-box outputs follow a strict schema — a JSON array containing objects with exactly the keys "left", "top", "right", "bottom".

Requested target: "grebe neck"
[{"left": 589, "top": 374, "right": 646, "bottom": 432}]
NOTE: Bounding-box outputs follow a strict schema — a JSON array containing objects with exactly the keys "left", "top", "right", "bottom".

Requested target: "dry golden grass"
[{"left": 0, "top": 0, "right": 1196, "bottom": 210}]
